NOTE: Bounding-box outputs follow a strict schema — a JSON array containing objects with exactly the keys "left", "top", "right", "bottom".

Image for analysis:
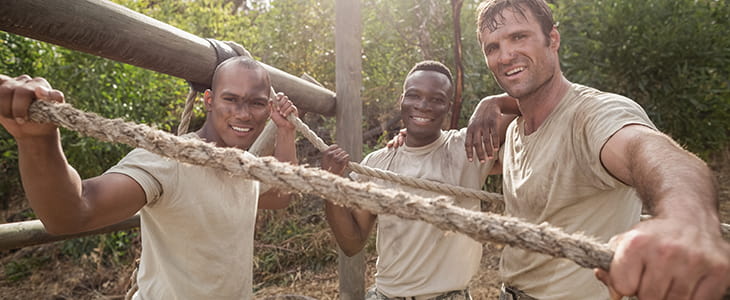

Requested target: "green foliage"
[
  {"left": 61, "top": 230, "right": 138, "bottom": 266},
  {"left": 3, "top": 255, "right": 50, "bottom": 282},
  {"left": 557, "top": 0, "right": 730, "bottom": 156},
  {"left": 2, "top": 0, "right": 729, "bottom": 285},
  {"left": 253, "top": 196, "right": 337, "bottom": 289}
]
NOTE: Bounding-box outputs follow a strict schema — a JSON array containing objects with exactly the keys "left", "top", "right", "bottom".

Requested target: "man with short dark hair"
[
  {"left": 0, "top": 56, "right": 299, "bottom": 299},
  {"left": 466, "top": 1, "right": 730, "bottom": 299},
  {"left": 322, "top": 60, "right": 495, "bottom": 300}
]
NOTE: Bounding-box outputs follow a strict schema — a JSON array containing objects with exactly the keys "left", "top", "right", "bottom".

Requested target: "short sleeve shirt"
[
  {"left": 356, "top": 129, "right": 494, "bottom": 298},
  {"left": 500, "top": 84, "right": 655, "bottom": 300},
  {"left": 105, "top": 134, "right": 259, "bottom": 300}
]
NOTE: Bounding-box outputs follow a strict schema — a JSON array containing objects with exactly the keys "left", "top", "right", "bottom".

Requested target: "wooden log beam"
[
  {"left": 0, "top": 0, "right": 336, "bottom": 115},
  {"left": 335, "top": 0, "right": 365, "bottom": 298},
  {"left": 0, "top": 215, "right": 140, "bottom": 251}
]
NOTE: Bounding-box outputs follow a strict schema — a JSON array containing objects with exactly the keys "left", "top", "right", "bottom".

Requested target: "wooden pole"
[
  {"left": 449, "top": 0, "right": 465, "bottom": 129},
  {"left": 0, "top": 0, "right": 336, "bottom": 116},
  {"left": 335, "top": 0, "right": 365, "bottom": 298},
  {"left": 0, "top": 215, "right": 140, "bottom": 251}
]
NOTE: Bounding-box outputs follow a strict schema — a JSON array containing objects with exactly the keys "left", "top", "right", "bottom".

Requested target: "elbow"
[
  {"left": 41, "top": 219, "right": 85, "bottom": 236},
  {"left": 342, "top": 247, "right": 363, "bottom": 257},
  {"left": 340, "top": 243, "right": 365, "bottom": 257},
  {"left": 334, "top": 236, "right": 367, "bottom": 257}
]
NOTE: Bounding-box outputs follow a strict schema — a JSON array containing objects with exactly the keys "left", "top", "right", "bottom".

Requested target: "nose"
[
  {"left": 414, "top": 97, "right": 430, "bottom": 111},
  {"left": 497, "top": 44, "right": 516, "bottom": 65},
  {"left": 233, "top": 102, "right": 253, "bottom": 120}
]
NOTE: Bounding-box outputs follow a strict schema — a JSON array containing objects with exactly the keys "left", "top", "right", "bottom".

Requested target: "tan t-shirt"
[
  {"left": 356, "top": 128, "right": 493, "bottom": 298},
  {"left": 500, "top": 84, "right": 655, "bottom": 300},
  {"left": 106, "top": 138, "right": 259, "bottom": 300}
]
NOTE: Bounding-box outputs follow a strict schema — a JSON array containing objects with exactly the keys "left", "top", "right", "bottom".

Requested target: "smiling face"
[
  {"left": 200, "top": 61, "right": 271, "bottom": 149},
  {"left": 479, "top": 6, "right": 560, "bottom": 100},
  {"left": 400, "top": 70, "right": 452, "bottom": 147}
]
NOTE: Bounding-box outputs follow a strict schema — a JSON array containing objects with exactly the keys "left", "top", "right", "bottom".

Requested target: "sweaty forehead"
[
  {"left": 485, "top": 7, "right": 533, "bottom": 33},
  {"left": 404, "top": 70, "right": 452, "bottom": 94},
  {"left": 212, "top": 63, "right": 270, "bottom": 92}
]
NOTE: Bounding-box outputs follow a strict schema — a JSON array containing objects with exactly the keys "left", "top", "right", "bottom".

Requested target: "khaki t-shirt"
[
  {"left": 500, "top": 84, "right": 655, "bottom": 300},
  {"left": 106, "top": 137, "right": 259, "bottom": 300},
  {"left": 356, "top": 128, "right": 493, "bottom": 298}
]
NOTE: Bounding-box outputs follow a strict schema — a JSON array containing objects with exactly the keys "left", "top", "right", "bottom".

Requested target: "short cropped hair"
[
  {"left": 211, "top": 56, "right": 270, "bottom": 92},
  {"left": 406, "top": 60, "right": 454, "bottom": 87},
  {"left": 405, "top": 60, "right": 455, "bottom": 99},
  {"left": 476, "top": 0, "right": 554, "bottom": 43}
]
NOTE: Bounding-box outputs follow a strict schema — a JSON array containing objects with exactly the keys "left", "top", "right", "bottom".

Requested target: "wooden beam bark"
[
  {"left": 0, "top": 0, "right": 336, "bottom": 115},
  {"left": 335, "top": 0, "right": 365, "bottom": 298},
  {"left": 0, "top": 215, "right": 140, "bottom": 251}
]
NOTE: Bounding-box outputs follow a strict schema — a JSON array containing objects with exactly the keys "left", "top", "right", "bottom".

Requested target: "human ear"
[
  {"left": 203, "top": 89, "right": 213, "bottom": 111},
  {"left": 549, "top": 26, "right": 560, "bottom": 50}
]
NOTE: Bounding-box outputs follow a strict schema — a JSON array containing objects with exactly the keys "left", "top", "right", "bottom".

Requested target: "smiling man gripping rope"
[
  {"left": 0, "top": 56, "right": 298, "bottom": 299},
  {"left": 322, "top": 61, "right": 500, "bottom": 300},
  {"left": 465, "top": 1, "right": 730, "bottom": 299}
]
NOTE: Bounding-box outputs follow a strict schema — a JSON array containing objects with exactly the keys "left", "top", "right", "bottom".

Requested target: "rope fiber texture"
[
  {"left": 27, "top": 100, "right": 615, "bottom": 270},
  {"left": 286, "top": 113, "right": 506, "bottom": 212}
]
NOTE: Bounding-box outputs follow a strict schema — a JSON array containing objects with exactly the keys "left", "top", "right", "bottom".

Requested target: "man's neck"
[{"left": 518, "top": 75, "right": 571, "bottom": 135}]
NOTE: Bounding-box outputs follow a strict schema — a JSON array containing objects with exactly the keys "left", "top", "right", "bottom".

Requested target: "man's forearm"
[
  {"left": 628, "top": 131, "right": 720, "bottom": 229},
  {"left": 273, "top": 129, "right": 297, "bottom": 164},
  {"left": 16, "top": 132, "right": 87, "bottom": 231}
]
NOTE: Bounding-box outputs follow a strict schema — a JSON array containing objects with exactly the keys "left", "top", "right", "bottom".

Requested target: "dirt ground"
[{"left": 1, "top": 149, "right": 728, "bottom": 299}]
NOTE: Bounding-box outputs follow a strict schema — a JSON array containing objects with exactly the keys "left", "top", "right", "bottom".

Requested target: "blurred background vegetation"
[{"left": 1, "top": 0, "right": 728, "bottom": 294}]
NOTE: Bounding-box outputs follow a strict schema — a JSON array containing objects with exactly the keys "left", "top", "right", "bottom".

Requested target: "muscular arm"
[
  {"left": 321, "top": 145, "right": 377, "bottom": 256},
  {"left": 325, "top": 201, "right": 377, "bottom": 256},
  {"left": 465, "top": 93, "right": 519, "bottom": 170},
  {"left": 601, "top": 125, "right": 719, "bottom": 221},
  {"left": 17, "top": 135, "right": 146, "bottom": 235},
  {"left": 598, "top": 124, "right": 730, "bottom": 300},
  {"left": 258, "top": 93, "right": 298, "bottom": 209},
  {"left": 1, "top": 75, "right": 145, "bottom": 234}
]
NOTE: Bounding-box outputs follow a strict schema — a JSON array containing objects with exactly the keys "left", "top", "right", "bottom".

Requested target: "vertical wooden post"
[
  {"left": 449, "top": 0, "right": 465, "bottom": 129},
  {"left": 336, "top": 0, "right": 364, "bottom": 299}
]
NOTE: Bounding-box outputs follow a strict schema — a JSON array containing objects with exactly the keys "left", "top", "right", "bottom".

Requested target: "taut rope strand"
[
  {"left": 176, "top": 88, "right": 199, "bottom": 135},
  {"left": 219, "top": 42, "right": 505, "bottom": 210},
  {"left": 284, "top": 113, "right": 506, "bottom": 211},
  {"left": 27, "top": 100, "right": 614, "bottom": 270},
  {"left": 285, "top": 111, "right": 730, "bottom": 237}
]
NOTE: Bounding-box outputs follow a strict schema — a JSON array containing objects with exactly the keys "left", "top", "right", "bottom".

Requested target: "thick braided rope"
[
  {"left": 27, "top": 100, "right": 614, "bottom": 270},
  {"left": 285, "top": 113, "right": 505, "bottom": 211},
  {"left": 176, "top": 88, "right": 199, "bottom": 135},
  {"left": 287, "top": 112, "right": 730, "bottom": 237}
]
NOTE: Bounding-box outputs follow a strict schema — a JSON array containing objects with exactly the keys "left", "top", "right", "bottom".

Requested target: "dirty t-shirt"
[
  {"left": 106, "top": 134, "right": 259, "bottom": 300},
  {"left": 356, "top": 128, "right": 494, "bottom": 298},
  {"left": 500, "top": 84, "right": 655, "bottom": 300}
]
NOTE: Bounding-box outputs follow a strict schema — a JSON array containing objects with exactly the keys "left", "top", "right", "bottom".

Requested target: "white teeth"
[
  {"left": 506, "top": 67, "right": 525, "bottom": 76},
  {"left": 412, "top": 117, "right": 431, "bottom": 122},
  {"left": 231, "top": 126, "right": 252, "bottom": 132}
]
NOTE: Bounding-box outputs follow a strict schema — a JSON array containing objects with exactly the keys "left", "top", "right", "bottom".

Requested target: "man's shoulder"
[
  {"left": 572, "top": 83, "right": 638, "bottom": 106},
  {"left": 361, "top": 147, "right": 392, "bottom": 166}
]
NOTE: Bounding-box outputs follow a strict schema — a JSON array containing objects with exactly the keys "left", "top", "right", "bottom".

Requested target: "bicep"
[
  {"left": 80, "top": 173, "right": 147, "bottom": 230},
  {"left": 351, "top": 208, "right": 377, "bottom": 237},
  {"left": 600, "top": 124, "right": 658, "bottom": 186}
]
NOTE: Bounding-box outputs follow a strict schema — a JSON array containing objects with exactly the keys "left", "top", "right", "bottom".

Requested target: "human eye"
[
  {"left": 404, "top": 93, "right": 418, "bottom": 99},
  {"left": 431, "top": 97, "right": 446, "bottom": 104},
  {"left": 250, "top": 99, "right": 268, "bottom": 107},
  {"left": 513, "top": 33, "right": 527, "bottom": 41}
]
